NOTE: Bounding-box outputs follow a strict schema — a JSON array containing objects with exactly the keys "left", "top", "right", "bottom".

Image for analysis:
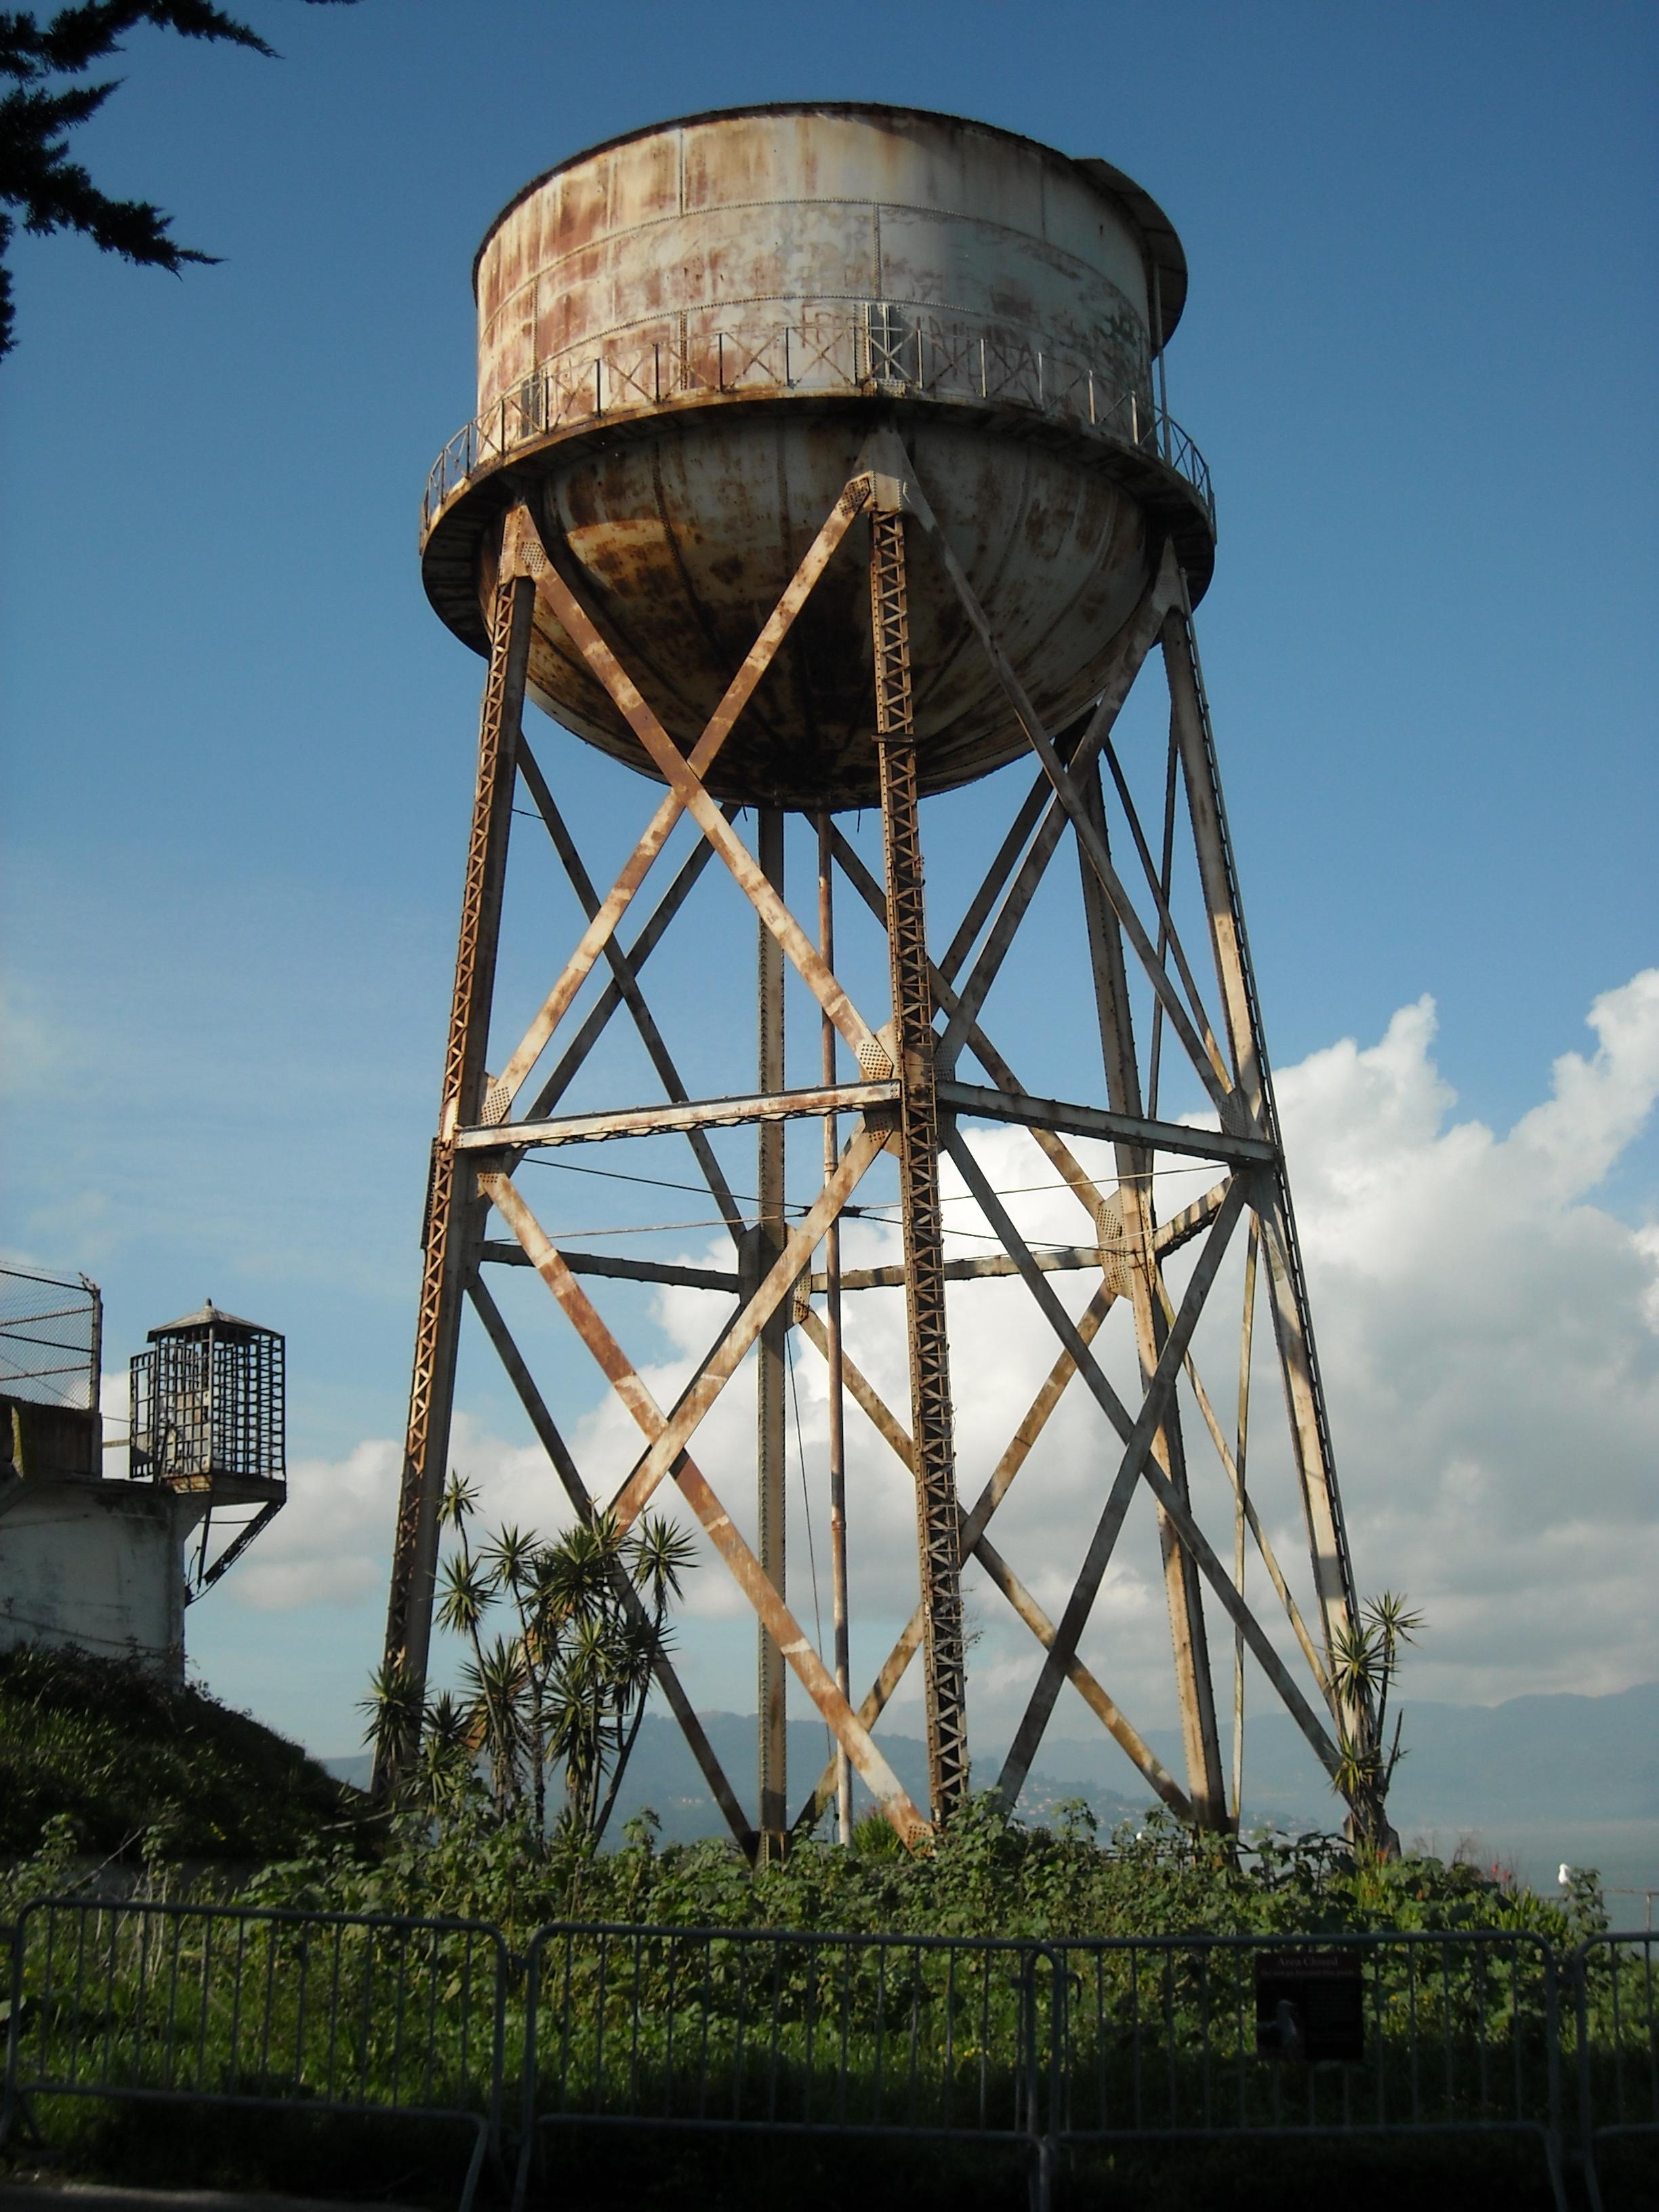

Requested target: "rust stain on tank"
[{"left": 432, "top": 103, "right": 1212, "bottom": 811}]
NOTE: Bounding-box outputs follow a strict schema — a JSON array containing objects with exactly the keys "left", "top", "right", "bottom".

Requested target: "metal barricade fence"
[
  {"left": 1050, "top": 1931, "right": 1568, "bottom": 2207},
  {"left": 8, "top": 1902, "right": 1652, "bottom": 2207},
  {"left": 0, "top": 1898, "right": 508, "bottom": 2212},
  {"left": 513, "top": 1923, "right": 1054, "bottom": 2211},
  {"left": 1576, "top": 1932, "right": 1658, "bottom": 2212}
]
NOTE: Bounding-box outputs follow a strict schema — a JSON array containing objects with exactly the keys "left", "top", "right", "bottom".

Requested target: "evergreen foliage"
[{"left": 0, "top": 0, "right": 352, "bottom": 356}]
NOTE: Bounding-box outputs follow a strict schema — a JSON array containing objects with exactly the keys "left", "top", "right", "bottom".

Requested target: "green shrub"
[{"left": 0, "top": 1641, "right": 370, "bottom": 1868}]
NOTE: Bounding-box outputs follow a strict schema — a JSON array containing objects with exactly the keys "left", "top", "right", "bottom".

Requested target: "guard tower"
[
  {"left": 131, "top": 1303, "right": 287, "bottom": 1599},
  {"left": 378, "top": 104, "right": 1390, "bottom": 1856},
  {"left": 1, "top": 1277, "right": 286, "bottom": 1675}
]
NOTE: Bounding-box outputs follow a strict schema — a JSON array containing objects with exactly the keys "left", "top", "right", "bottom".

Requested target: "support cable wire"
[
  {"left": 784, "top": 1329, "right": 833, "bottom": 1784},
  {"left": 521, "top": 1155, "right": 1214, "bottom": 1204}
]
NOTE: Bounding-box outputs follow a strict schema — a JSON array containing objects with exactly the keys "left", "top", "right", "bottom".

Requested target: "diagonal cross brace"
[
  {"left": 465, "top": 1272, "right": 758, "bottom": 1859},
  {"left": 490, "top": 479, "right": 873, "bottom": 1114},
  {"left": 525, "top": 814, "right": 735, "bottom": 1124},
  {"left": 951, "top": 1143, "right": 1343, "bottom": 1797},
  {"left": 792, "top": 1283, "right": 1192, "bottom": 1825},
  {"left": 943, "top": 1136, "right": 1247, "bottom": 1802},
  {"left": 514, "top": 734, "right": 745, "bottom": 1244},
  {"left": 893, "top": 452, "right": 1245, "bottom": 1132},
  {"left": 478, "top": 1165, "right": 930, "bottom": 1844},
  {"left": 525, "top": 557, "right": 884, "bottom": 1077}
]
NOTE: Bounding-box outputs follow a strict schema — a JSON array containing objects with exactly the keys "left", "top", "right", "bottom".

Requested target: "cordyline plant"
[
  {"left": 1330, "top": 1590, "right": 1422, "bottom": 1851},
  {"left": 361, "top": 1474, "right": 694, "bottom": 1847}
]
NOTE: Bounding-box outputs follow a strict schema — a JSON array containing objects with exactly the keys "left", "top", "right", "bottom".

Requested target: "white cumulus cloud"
[{"left": 228, "top": 974, "right": 1659, "bottom": 1750}]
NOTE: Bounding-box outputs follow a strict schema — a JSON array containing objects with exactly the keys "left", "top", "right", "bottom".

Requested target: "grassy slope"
[{"left": 0, "top": 1640, "right": 365, "bottom": 1862}]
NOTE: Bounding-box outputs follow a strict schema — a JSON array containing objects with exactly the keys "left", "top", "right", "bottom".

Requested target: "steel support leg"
[
  {"left": 1076, "top": 760, "right": 1227, "bottom": 1828},
  {"left": 756, "top": 807, "right": 789, "bottom": 1859},
  {"left": 375, "top": 563, "right": 534, "bottom": 1798},
  {"left": 1160, "top": 599, "right": 1392, "bottom": 1843},
  {"left": 818, "top": 811, "right": 855, "bottom": 1845},
  {"left": 871, "top": 501, "right": 968, "bottom": 1825}
]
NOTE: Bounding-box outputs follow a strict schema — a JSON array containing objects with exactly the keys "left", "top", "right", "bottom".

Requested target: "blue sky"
[{"left": 3, "top": 1, "right": 1654, "bottom": 1766}]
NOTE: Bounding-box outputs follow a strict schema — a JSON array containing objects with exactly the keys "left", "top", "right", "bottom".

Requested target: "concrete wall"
[{"left": 0, "top": 1479, "right": 205, "bottom": 1682}]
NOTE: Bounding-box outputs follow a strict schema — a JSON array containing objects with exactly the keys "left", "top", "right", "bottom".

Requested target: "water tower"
[{"left": 380, "top": 104, "right": 1382, "bottom": 1853}]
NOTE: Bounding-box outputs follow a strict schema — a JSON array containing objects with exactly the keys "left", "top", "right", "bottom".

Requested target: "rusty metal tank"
[{"left": 420, "top": 104, "right": 1216, "bottom": 810}]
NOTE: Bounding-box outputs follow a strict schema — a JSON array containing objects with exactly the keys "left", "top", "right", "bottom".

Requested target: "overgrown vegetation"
[
  {"left": 0, "top": 1641, "right": 366, "bottom": 1872},
  {"left": 205, "top": 1794, "right": 1601, "bottom": 1955}
]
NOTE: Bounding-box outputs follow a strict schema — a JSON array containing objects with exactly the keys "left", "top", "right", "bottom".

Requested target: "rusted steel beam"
[
  {"left": 1163, "top": 600, "right": 1368, "bottom": 1816},
  {"left": 930, "top": 557, "right": 1183, "bottom": 1077},
  {"left": 1101, "top": 731, "right": 1227, "bottom": 1089},
  {"left": 803, "top": 1295, "right": 1194, "bottom": 1828},
  {"left": 527, "top": 557, "right": 885, "bottom": 1071},
  {"left": 971, "top": 1534, "right": 1193, "bottom": 1820},
  {"left": 525, "top": 815, "right": 733, "bottom": 1123},
  {"left": 935, "top": 766, "right": 1054, "bottom": 985},
  {"left": 1120, "top": 1395, "right": 1343, "bottom": 1782},
  {"left": 1231, "top": 1221, "right": 1259, "bottom": 1824},
  {"left": 795, "top": 1285, "right": 1118, "bottom": 1830},
  {"left": 1075, "top": 756, "right": 1225, "bottom": 1829},
  {"left": 937, "top": 1080, "right": 1273, "bottom": 1167},
  {"left": 899, "top": 457, "right": 1240, "bottom": 1131},
  {"left": 818, "top": 811, "right": 853, "bottom": 1845},
  {"left": 376, "top": 557, "right": 535, "bottom": 1799},
  {"left": 804, "top": 1247, "right": 1109, "bottom": 1293},
  {"left": 830, "top": 825, "right": 1108, "bottom": 1230},
  {"left": 1168, "top": 1280, "right": 1330, "bottom": 1698},
  {"left": 1153, "top": 1179, "right": 1231, "bottom": 1250},
  {"left": 456, "top": 1082, "right": 898, "bottom": 1151},
  {"left": 464, "top": 1273, "right": 758, "bottom": 1860},
  {"left": 1146, "top": 716, "right": 1182, "bottom": 1118},
  {"left": 965, "top": 1151, "right": 1343, "bottom": 1793},
  {"left": 607, "top": 1130, "right": 887, "bottom": 1529},
  {"left": 794, "top": 1301, "right": 915, "bottom": 1471},
  {"left": 515, "top": 735, "right": 744, "bottom": 1242},
  {"left": 872, "top": 499, "right": 969, "bottom": 1828},
  {"left": 756, "top": 807, "right": 788, "bottom": 1860},
  {"left": 478, "top": 1171, "right": 930, "bottom": 1845},
  {"left": 959, "top": 1142, "right": 1246, "bottom": 1808},
  {"left": 477, "top": 1242, "right": 740, "bottom": 1294},
  {"left": 490, "top": 479, "right": 871, "bottom": 1114}
]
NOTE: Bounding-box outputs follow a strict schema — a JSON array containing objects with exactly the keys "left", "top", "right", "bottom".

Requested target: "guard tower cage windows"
[{"left": 130, "top": 1307, "right": 285, "bottom": 1491}]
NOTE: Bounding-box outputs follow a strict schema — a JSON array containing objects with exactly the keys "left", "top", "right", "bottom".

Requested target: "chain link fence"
[{"left": 0, "top": 1267, "right": 100, "bottom": 1413}]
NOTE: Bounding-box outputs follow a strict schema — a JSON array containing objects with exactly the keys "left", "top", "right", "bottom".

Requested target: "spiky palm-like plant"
[
  {"left": 1331, "top": 1591, "right": 1423, "bottom": 1849},
  {"left": 372, "top": 1473, "right": 694, "bottom": 1844}
]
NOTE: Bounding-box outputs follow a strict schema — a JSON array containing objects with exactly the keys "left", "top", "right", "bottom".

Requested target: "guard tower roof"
[{"left": 148, "top": 1299, "right": 270, "bottom": 1340}]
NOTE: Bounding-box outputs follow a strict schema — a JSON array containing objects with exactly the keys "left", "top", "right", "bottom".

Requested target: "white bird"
[{"left": 1559, "top": 1863, "right": 1573, "bottom": 1887}]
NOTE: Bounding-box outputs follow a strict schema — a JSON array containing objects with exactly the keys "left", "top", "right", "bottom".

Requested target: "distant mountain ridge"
[{"left": 325, "top": 1680, "right": 1659, "bottom": 1880}]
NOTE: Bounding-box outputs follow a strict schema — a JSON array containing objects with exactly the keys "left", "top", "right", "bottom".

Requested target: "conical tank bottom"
[{"left": 501, "top": 405, "right": 1153, "bottom": 811}]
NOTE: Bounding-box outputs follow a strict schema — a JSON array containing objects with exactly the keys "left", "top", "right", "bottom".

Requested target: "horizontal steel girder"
[
  {"left": 457, "top": 1080, "right": 1269, "bottom": 1168},
  {"left": 456, "top": 1082, "right": 899, "bottom": 1150},
  {"left": 937, "top": 1080, "right": 1274, "bottom": 1164}
]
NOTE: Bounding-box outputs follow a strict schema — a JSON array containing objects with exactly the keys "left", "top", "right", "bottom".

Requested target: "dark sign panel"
[{"left": 1254, "top": 1948, "right": 1366, "bottom": 2063}]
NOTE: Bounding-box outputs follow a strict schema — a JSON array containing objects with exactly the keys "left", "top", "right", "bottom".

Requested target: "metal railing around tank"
[{"left": 421, "top": 303, "right": 1214, "bottom": 540}]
